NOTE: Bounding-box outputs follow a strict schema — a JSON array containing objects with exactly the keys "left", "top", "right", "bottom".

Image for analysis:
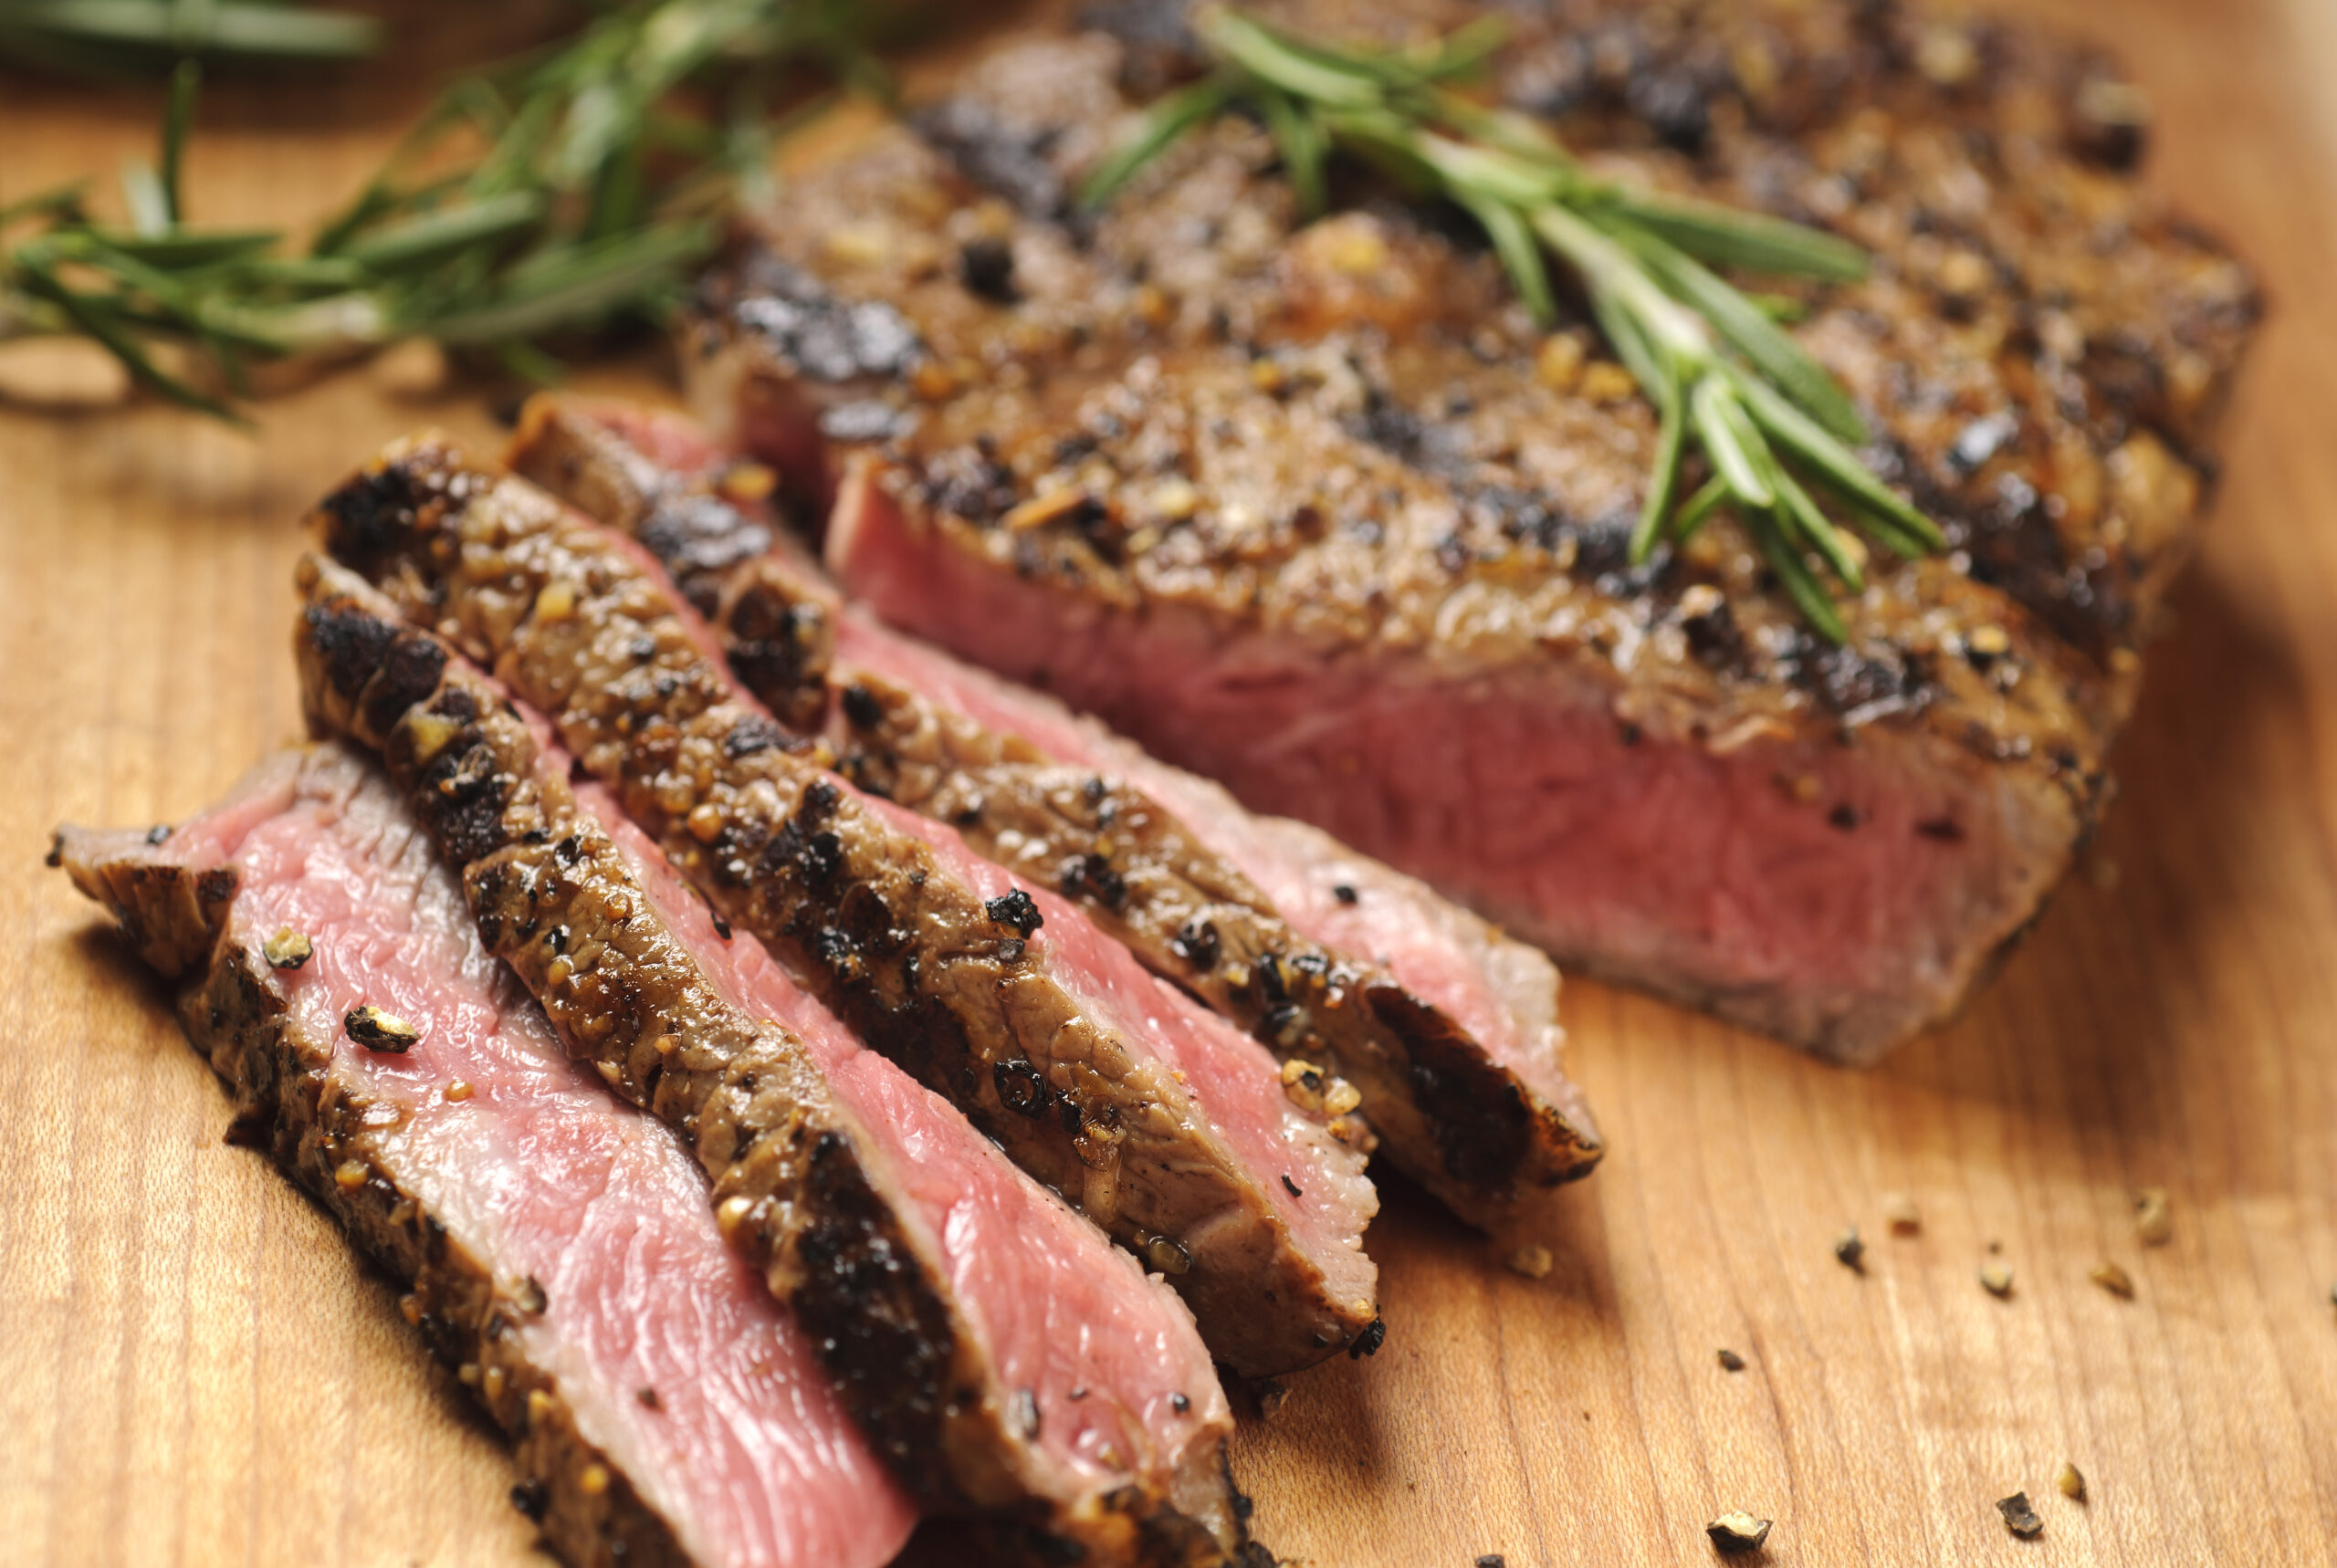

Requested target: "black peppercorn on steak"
[
  {"left": 683, "top": 3, "right": 2259, "bottom": 1061},
  {"left": 506, "top": 394, "right": 1600, "bottom": 1247},
  {"left": 293, "top": 560, "right": 1252, "bottom": 1567},
  {"left": 51, "top": 744, "right": 917, "bottom": 1568},
  {"left": 308, "top": 434, "right": 1381, "bottom": 1375}
]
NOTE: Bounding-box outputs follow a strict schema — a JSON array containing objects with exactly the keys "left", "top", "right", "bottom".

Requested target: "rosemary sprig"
[
  {"left": 0, "top": 0, "right": 884, "bottom": 417},
  {"left": 0, "top": 0, "right": 382, "bottom": 76},
  {"left": 1083, "top": 5, "right": 1944, "bottom": 641}
]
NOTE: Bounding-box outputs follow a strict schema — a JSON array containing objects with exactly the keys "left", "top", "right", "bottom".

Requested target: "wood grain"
[{"left": 4, "top": 2, "right": 2335, "bottom": 1563}]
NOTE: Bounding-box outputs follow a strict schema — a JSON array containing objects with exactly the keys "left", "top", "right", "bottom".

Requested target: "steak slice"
[
  {"left": 685, "top": 9, "right": 2258, "bottom": 1061},
  {"left": 293, "top": 559, "right": 1253, "bottom": 1566},
  {"left": 51, "top": 744, "right": 917, "bottom": 1568},
  {"left": 509, "top": 396, "right": 1601, "bottom": 1241},
  {"left": 305, "top": 437, "right": 1380, "bottom": 1376}
]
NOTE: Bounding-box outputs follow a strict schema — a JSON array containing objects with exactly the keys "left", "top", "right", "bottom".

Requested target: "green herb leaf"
[
  {"left": 3, "top": 0, "right": 881, "bottom": 415},
  {"left": 1461, "top": 193, "right": 1555, "bottom": 324},
  {"left": 1077, "top": 76, "right": 1234, "bottom": 209},
  {"left": 1630, "top": 382, "right": 1690, "bottom": 565},
  {"left": 160, "top": 58, "right": 200, "bottom": 224},
  {"left": 1623, "top": 226, "right": 1869, "bottom": 444},
  {"left": 1691, "top": 377, "right": 1776, "bottom": 510},
  {"left": 341, "top": 192, "right": 550, "bottom": 275},
  {"left": 0, "top": 0, "right": 382, "bottom": 73},
  {"left": 1669, "top": 476, "right": 1732, "bottom": 543},
  {"left": 1597, "top": 188, "right": 1869, "bottom": 284},
  {"left": 1255, "top": 82, "right": 1329, "bottom": 219},
  {"left": 1076, "top": 4, "right": 1942, "bottom": 635},
  {"left": 1754, "top": 517, "right": 1849, "bottom": 643}
]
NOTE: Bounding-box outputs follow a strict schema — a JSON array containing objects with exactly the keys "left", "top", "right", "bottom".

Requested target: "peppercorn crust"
[
  {"left": 305, "top": 433, "right": 1376, "bottom": 1378},
  {"left": 50, "top": 821, "right": 687, "bottom": 1568},
  {"left": 507, "top": 395, "right": 839, "bottom": 735},
  {"left": 679, "top": 4, "right": 2259, "bottom": 1061},
  {"left": 508, "top": 397, "right": 1602, "bottom": 1232},
  {"left": 291, "top": 558, "right": 1251, "bottom": 1566}
]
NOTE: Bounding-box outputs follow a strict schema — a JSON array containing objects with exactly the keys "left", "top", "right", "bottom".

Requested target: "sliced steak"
[
  {"left": 685, "top": 9, "right": 2258, "bottom": 1061},
  {"left": 509, "top": 396, "right": 1601, "bottom": 1240},
  {"left": 51, "top": 744, "right": 917, "bottom": 1568},
  {"left": 292, "top": 559, "right": 1253, "bottom": 1565},
  {"left": 304, "top": 438, "right": 1379, "bottom": 1375}
]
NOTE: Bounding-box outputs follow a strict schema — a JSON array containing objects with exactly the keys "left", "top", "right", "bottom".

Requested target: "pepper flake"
[
  {"left": 1997, "top": 1492, "right": 2044, "bottom": 1538},
  {"left": 346, "top": 1004, "right": 419, "bottom": 1052},
  {"left": 1705, "top": 1512, "right": 1772, "bottom": 1552}
]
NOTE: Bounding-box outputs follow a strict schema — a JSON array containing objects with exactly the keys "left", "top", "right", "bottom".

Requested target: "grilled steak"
[
  {"left": 685, "top": 5, "right": 2258, "bottom": 1061},
  {"left": 306, "top": 435, "right": 1380, "bottom": 1375},
  {"left": 293, "top": 559, "right": 1253, "bottom": 1565},
  {"left": 51, "top": 744, "right": 917, "bottom": 1568},
  {"left": 509, "top": 395, "right": 1600, "bottom": 1241}
]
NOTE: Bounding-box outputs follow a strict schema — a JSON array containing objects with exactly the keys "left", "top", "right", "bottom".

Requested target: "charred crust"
[
  {"left": 362, "top": 632, "right": 452, "bottom": 741},
  {"left": 911, "top": 98, "right": 1071, "bottom": 221},
  {"left": 522, "top": 403, "right": 1609, "bottom": 1228},
  {"left": 727, "top": 591, "right": 834, "bottom": 732},
  {"left": 724, "top": 716, "right": 789, "bottom": 758},
  {"left": 289, "top": 579, "right": 1151, "bottom": 1539},
  {"left": 313, "top": 434, "right": 1368, "bottom": 1397},
  {"left": 841, "top": 683, "right": 886, "bottom": 730},
  {"left": 317, "top": 457, "right": 437, "bottom": 580},
  {"left": 1369, "top": 984, "right": 1536, "bottom": 1192},
  {"left": 781, "top": 1125, "right": 963, "bottom": 1508},
  {"left": 303, "top": 600, "right": 404, "bottom": 710}
]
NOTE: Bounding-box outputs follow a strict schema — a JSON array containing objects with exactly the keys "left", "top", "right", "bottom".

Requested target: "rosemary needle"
[
  {"left": 0, "top": 0, "right": 885, "bottom": 417},
  {"left": 1082, "top": 4, "right": 1944, "bottom": 641},
  {"left": 0, "top": 0, "right": 382, "bottom": 77}
]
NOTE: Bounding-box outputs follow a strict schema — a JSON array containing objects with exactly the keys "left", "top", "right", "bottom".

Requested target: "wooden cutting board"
[{"left": 5, "top": 2, "right": 2334, "bottom": 1563}]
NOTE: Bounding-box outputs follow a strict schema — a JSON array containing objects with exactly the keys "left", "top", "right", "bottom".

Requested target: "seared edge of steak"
[
  {"left": 291, "top": 558, "right": 1246, "bottom": 1566},
  {"left": 507, "top": 397, "right": 840, "bottom": 734},
  {"left": 306, "top": 431, "right": 1378, "bottom": 1376},
  {"left": 833, "top": 476, "right": 2095, "bottom": 1063},
  {"left": 53, "top": 801, "right": 691, "bottom": 1568},
  {"left": 508, "top": 398, "right": 1601, "bottom": 1232}
]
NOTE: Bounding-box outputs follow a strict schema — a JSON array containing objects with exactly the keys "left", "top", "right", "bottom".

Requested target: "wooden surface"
[{"left": 5, "top": 3, "right": 2337, "bottom": 1563}]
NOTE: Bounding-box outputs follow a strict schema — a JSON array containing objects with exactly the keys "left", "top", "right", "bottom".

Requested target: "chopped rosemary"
[
  {"left": 1083, "top": 5, "right": 1944, "bottom": 640},
  {"left": 0, "top": 0, "right": 884, "bottom": 418}
]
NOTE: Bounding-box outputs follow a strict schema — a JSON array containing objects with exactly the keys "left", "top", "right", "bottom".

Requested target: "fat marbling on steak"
[
  {"left": 507, "top": 394, "right": 1599, "bottom": 1246},
  {"left": 307, "top": 435, "right": 1381, "bottom": 1376},
  {"left": 683, "top": 2, "right": 2258, "bottom": 1061},
  {"left": 51, "top": 744, "right": 917, "bottom": 1568},
  {"left": 294, "top": 559, "right": 1256, "bottom": 1567}
]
